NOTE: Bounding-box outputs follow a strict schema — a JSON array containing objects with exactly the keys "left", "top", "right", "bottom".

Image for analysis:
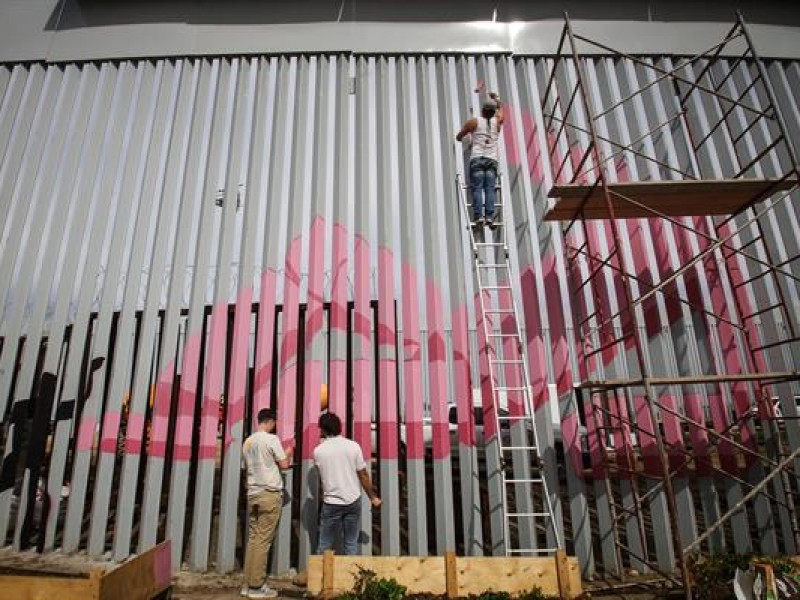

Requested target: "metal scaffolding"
[{"left": 541, "top": 12, "right": 800, "bottom": 596}]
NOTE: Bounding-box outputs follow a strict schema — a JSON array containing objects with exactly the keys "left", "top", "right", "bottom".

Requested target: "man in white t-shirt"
[
  {"left": 241, "top": 408, "right": 292, "bottom": 598},
  {"left": 314, "top": 412, "right": 381, "bottom": 555},
  {"left": 456, "top": 81, "right": 504, "bottom": 230}
]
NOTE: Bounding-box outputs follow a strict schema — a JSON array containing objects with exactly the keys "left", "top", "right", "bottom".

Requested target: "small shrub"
[{"left": 334, "top": 566, "right": 407, "bottom": 600}]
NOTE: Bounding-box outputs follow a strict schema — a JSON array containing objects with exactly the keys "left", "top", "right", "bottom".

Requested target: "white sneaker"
[
  {"left": 241, "top": 586, "right": 248, "bottom": 596},
  {"left": 247, "top": 584, "right": 278, "bottom": 598}
]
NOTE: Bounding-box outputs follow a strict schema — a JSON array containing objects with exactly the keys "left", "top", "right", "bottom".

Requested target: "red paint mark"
[
  {"left": 402, "top": 263, "right": 425, "bottom": 459},
  {"left": 99, "top": 410, "right": 121, "bottom": 454},
  {"left": 76, "top": 416, "right": 97, "bottom": 452}
]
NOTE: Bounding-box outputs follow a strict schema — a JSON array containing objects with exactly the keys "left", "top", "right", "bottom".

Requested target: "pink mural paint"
[
  {"left": 377, "top": 245, "right": 399, "bottom": 460},
  {"left": 252, "top": 268, "right": 277, "bottom": 426},
  {"left": 277, "top": 236, "right": 303, "bottom": 448},
  {"left": 585, "top": 393, "right": 606, "bottom": 479},
  {"left": 683, "top": 392, "right": 712, "bottom": 477},
  {"left": 660, "top": 395, "right": 686, "bottom": 475},
  {"left": 149, "top": 361, "right": 175, "bottom": 458},
  {"left": 197, "top": 301, "right": 227, "bottom": 460},
  {"left": 301, "top": 217, "right": 326, "bottom": 459},
  {"left": 124, "top": 411, "right": 146, "bottom": 455},
  {"left": 76, "top": 415, "right": 98, "bottom": 452},
  {"left": 225, "top": 287, "right": 252, "bottom": 448},
  {"left": 328, "top": 222, "right": 349, "bottom": 418},
  {"left": 475, "top": 294, "right": 498, "bottom": 444},
  {"left": 634, "top": 394, "right": 660, "bottom": 476},
  {"left": 173, "top": 331, "right": 202, "bottom": 462},
  {"left": 427, "top": 279, "right": 451, "bottom": 461},
  {"left": 352, "top": 234, "right": 373, "bottom": 457},
  {"left": 402, "top": 263, "right": 425, "bottom": 460},
  {"left": 451, "top": 302, "right": 475, "bottom": 448},
  {"left": 99, "top": 410, "right": 121, "bottom": 454}
]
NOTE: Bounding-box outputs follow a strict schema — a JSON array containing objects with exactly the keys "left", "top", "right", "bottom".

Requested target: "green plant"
[
  {"left": 334, "top": 566, "right": 407, "bottom": 600},
  {"left": 688, "top": 553, "right": 752, "bottom": 600}
]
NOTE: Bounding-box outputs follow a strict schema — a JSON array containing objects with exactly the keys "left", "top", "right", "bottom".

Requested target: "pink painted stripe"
[
  {"left": 584, "top": 393, "right": 605, "bottom": 479},
  {"left": 377, "top": 245, "right": 399, "bottom": 459},
  {"left": 76, "top": 415, "right": 98, "bottom": 452},
  {"left": 661, "top": 394, "right": 686, "bottom": 475},
  {"left": 520, "top": 267, "right": 546, "bottom": 412},
  {"left": 225, "top": 287, "right": 252, "bottom": 449},
  {"left": 684, "top": 392, "right": 712, "bottom": 476},
  {"left": 124, "top": 411, "right": 145, "bottom": 455},
  {"left": 427, "top": 279, "right": 451, "bottom": 461},
  {"left": 328, "top": 223, "right": 349, "bottom": 417},
  {"left": 475, "top": 294, "right": 498, "bottom": 443},
  {"left": 402, "top": 263, "right": 425, "bottom": 460},
  {"left": 149, "top": 361, "right": 175, "bottom": 458},
  {"left": 352, "top": 235, "right": 373, "bottom": 456},
  {"left": 634, "top": 394, "right": 660, "bottom": 476},
  {"left": 301, "top": 218, "right": 326, "bottom": 460},
  {"left": 253, "top": 268, "right": 277, "bottom": 428},
  {"left": 99, "top": 410, "right": 121, "bottom": 454},
  {"left": 302, "top": 360, "right": 323, "bottom": 460},
  {"left": 451, "top": 302, "right": 475, "bottom": 447},
  {"left": 197, "top": 301, "right": 227, "bottom": 460},
  {"left": 173, "top": 334, "right": 202, "bottom": 462},
  {"left": 277, "top": 236, "right": 303, "bottom": 448}
]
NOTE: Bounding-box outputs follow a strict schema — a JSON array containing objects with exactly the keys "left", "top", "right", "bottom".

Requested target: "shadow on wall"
[{"left": 45, "top": 0, "right": 800, "bottom": 30}]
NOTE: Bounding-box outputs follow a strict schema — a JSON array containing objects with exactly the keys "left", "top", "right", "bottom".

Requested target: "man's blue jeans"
[
  {"left": 469, "top": 157, "right": 498, "bottom": 220},
  {"left": 317, "top": 500, "right": 361, "bottom": 555}
]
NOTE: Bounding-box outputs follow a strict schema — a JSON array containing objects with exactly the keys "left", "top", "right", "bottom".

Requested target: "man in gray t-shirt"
[
  {"left": 314, "top": 412, "right": 380, "bottom": 555},
  {"left": 241, "top": 408, "right": 292, "bottom": 598}
]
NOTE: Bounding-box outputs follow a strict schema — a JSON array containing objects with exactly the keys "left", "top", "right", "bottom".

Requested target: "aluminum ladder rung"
[
  {"left": 477, "top": 263, "right": 510, "bottom": 269},
  {"left": 504, "top": 478, "right": 544, "bottom": 484},
  {"left": 506, "top": 512, "right": 553, "bottom": 518},
  {"left": 480, "top": 285, "right": 513, "bottom": 291},
  {"left": 475, "top": 242, "right": 507, "bottom": 247},
  {"left": 484, "top": 309, "right": 515, "bottom": 314},
  {"left": 494, "top": 386, "right": 528, "bottom": 391},
  {"left": 508, "top": 549, "right": 560, "bottom": 555},
  {"left": 487, "top": 333, "right": 518, "bottom": 337},
  {"left": 490, "top": 358, "right": 524, "bottom": 363},
  {"left": 498, "top": 414, "right": 533, "bottom": 422},
  {"left": 500, "top": 445, "right": 540, "bottom": 451}
]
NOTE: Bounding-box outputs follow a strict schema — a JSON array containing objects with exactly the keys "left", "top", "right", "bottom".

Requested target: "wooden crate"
[
  {"left": 308, "top": 550, "right": 582, "bottom": 599},
  {"left": 0, "top": 540, "right": 172, "bottom": 600}
]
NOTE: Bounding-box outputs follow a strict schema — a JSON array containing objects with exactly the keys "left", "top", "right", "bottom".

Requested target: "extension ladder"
[{"left": 456, "top": 173, "right": 561, "bottom": 555}]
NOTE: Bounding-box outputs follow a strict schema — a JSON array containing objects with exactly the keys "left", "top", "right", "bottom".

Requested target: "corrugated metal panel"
[{"left": 0, "top": 53, "right": 799, "bottom": 575}]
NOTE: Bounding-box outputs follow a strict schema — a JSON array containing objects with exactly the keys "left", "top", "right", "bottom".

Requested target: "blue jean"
[
  {"left": 469, "top": 157, "right": 498, "bottom": 220},
  {"left": 317, "top": 500, "right": 361, "bottom": 555}
]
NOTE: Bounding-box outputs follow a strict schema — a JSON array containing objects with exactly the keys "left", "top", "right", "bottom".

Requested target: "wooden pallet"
[
  {"left": 308, "top": 550, "right": 582, "bottom": 599},
  {"left": 0, "top": 540, "right": 171, "bottom": 600}
]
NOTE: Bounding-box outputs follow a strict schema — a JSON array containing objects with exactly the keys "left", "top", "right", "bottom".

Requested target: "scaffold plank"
[{"left": 545, "top": 178, "right": 797, "bottom": 220}]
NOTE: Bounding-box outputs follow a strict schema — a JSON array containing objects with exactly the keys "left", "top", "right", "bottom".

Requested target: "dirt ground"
[{"left": 172, "top": 569, "right": 307, "bottom": 600}]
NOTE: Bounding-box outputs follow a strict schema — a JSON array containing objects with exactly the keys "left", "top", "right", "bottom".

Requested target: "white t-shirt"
[
  {"left": 313, "top": 436, "right": 367, "bottom": 506},
  {"left": 470, "top": 117, "right": 499, "bottom": 162},
  {"left": 243, "top": 431, "right": 286, "bottom": 496}
]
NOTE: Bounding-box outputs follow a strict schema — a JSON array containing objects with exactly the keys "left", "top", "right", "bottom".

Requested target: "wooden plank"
[
  {"left": 444, "top": 551, "right": 457, "bottom": 599},
  {"left": 555, "top": 549, "right": 573, "bottom": 598},
  {"left": 321, "top": 550, "right": 335, "bottom": 600},
  {"left": 100, "top": 540, "right": 171, "bottom": 600},
  {"left": 307, "top": 555, "right": 582, "bottom": 598},
  {"left": 0, "top": 574, "right": 100, "bottom": 600},
  {"left": 544, "top": 178, "right": 798, "bottom": 220}
]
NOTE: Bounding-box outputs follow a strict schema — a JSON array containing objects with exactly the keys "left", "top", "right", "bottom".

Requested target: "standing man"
[
  {"left": 242, "top": 408, "right": 293, "bottom": 599},
  {"left": 314, "top": 412, "right": 381, "bottom": 555},
  {"left": 456, "top": 82, "right": 504, "bottom": 230}
]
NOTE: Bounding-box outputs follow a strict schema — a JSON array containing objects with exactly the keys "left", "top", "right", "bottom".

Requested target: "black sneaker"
[
  {"left": 487, "top": 216, "right": 498, "bottom": 230},
  {"left": 472, "top": 217, "right": 484, "bottom": 229}
]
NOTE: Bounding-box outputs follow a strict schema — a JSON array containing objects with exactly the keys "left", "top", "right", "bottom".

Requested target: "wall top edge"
[{"left": 2, "top": 19, "right": 800, "bottom": 64}]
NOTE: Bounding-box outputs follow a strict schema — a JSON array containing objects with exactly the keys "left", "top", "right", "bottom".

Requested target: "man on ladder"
[{"left": 456, "top": 82, "right": 504, "bottom": 230}]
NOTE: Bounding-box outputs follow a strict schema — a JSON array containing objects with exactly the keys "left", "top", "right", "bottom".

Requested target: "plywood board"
[
  {"left": 100, "top": 541, "right": 172, "bottom": 600},
  {"left": 0, "top": 574, "right": 100, "bottom": 600},
  {"left": 307, "top": 554, "right": 583, "bottom": 598},
  {"left": 545, "top": 178, "right": 798, "bottom": 221}
]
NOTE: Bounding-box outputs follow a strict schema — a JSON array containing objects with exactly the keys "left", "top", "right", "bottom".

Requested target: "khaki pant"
[{"left": 243, "top": 489, "right": 282, "bottom": 588}]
